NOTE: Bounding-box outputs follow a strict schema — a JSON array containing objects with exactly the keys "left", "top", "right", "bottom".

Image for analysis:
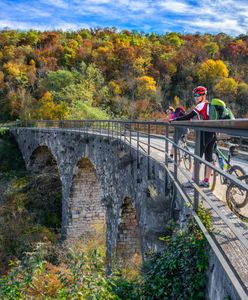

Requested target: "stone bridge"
[
  {"left": 11, "top": 127, "right": 174, "bottom": 269},
  {"left": 11, "top": 122, "right": 248, "bottom": 299}
]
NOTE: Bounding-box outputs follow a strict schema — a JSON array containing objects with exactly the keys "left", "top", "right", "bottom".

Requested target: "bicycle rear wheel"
[
  {"left": 226, "top": 174, "right": 248, "bottom": 221},
  {"left": 183, "top": 146, "right": 192, "bottom": 171}
]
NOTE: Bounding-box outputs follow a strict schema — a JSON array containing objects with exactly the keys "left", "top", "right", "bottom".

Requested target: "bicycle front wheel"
[
  {"left": 226, "top": 166, "right": 247, "bottom": 208},
  {"left": 226, "top": 174, "right": 248, "bottom": 220}
]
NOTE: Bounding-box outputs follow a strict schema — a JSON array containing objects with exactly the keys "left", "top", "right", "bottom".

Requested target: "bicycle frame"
[{"left": 215, "top": 147, "right": 231, "bottom": 168}]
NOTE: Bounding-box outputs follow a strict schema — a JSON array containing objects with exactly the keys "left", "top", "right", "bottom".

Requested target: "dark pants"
[
  {"left": 200, "top": 132, "right": 216, "bottom": 162},
  {"left": 174, "top": 127, "right": 188, "bottom": 144}
]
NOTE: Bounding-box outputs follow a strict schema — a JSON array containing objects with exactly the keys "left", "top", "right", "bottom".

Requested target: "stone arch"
[
  {"left": 28, "top": 145, "right": 59, "bottom": 175},
  {"left": 68, "top": 157, "right": 105, "bottom": 240},
  {"left": 116, "top": 197, "right": 142, "bottom": 268},
  {"left": 27, "top": 145, "right": 62, "bottom": 233}
]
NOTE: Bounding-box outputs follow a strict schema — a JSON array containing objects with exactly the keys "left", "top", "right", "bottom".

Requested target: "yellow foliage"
[
  {"left": 135, "top": 76, "right": 156, "bottom": 99},
  {"left": 67, "top": 39, "right": 78, "bottom": 49},
  {"left": 108, "top": 80, "right": 122, "bottom": 95},
  {"left": 36, "top": 91, "right": 69, "bottom": 120},
  {"left": 115, "top": 37, "right": 131, "bottom": 48},
  {"left": 8, "top": 91, "right": 20, "bottom": 116},
  {"left": 0, "top": 71, "right": 4, "bottom": 87},
  {"left": 3, "top": 45, "right": 15, "bottom": 59},
  {"left": 173, "top": 95, "right": 180, "bottom": 107},
  {"left": 3, "top": 62, "right": 21, "bottom": 77},
  {"left": 133, "top": 56, "right": 151, "bottom": 76},
  {"left": 167, "top": 62, "right": 177, "bottom": 76},
  {"left": 29, "top": 59, "right": 36, "bottom": 66},
  {"left": 214, "top": 77, "right": 238, "bottom": 99},
  {"left": 198, "top": 59, "right": 228, "bottom": 85},
  {"left": 26, "top": 263, "right": 72, "bottom": 298}
]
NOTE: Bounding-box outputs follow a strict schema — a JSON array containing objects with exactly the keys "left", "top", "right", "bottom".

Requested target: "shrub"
[{"left": 142, "top": 223, "right": 208, "bottom": 300}]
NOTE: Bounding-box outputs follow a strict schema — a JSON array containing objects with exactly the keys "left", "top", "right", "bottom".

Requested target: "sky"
[{"left": 0, "top": 0, "right": 247, "bottom": 36}]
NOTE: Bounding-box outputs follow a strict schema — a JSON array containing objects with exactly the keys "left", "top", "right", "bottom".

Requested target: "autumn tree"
[
  {"left": 197, "top": 59, "right": 229, "bottom": 95},
  {"left": 236, "top": 82, "right": 248, "bottom": 117},
  {"left": 135, "top": 76, "right": 156, "bottom": 100},
  {"left": 214, "top": 77, "right": 238, "bottom": 103},
  {"left": 35, "top": 91, "right": 68, "bottom": 120}
]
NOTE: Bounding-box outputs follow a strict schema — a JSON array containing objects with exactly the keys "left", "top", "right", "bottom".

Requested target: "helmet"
[{"left": 193, "top": 86, "right": 207, "bottom": 95}]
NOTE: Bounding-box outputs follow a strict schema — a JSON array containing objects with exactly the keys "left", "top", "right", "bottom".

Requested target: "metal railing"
[{"left": 14, "top": 118, "right": 248, "bottom": 298}]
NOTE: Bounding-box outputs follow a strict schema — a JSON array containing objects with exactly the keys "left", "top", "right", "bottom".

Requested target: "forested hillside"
[{"left": 0, "top": 28, "right": 248, "bottom": 121}]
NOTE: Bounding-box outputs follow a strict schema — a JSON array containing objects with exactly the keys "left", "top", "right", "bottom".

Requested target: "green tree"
[
  {"left": 42, "top": 70, "right": 76, "bottom": 92},
  {"left": 236, "top": 82, "right": 248, "bottom": 117},
  {"left": 204, "top": 42, "right": 219, "bottom": 58}
]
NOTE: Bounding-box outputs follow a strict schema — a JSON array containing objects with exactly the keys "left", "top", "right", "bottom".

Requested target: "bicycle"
[
  {"left": 209, "top": 143, "right": 246, "bottom": 191},
  {"left": 208, "top": 143, "right": 248, "bottom": 219},
  {"left": 226, "top": 174, "right": 248, "bottom": 221},
  {"left": 178, "top": 134, "right": 192, "bottom": 171}
]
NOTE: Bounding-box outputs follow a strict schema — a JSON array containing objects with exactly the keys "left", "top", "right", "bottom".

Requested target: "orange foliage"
[{"left": 26, "top": 263, "right": 72, "bottom": 299}]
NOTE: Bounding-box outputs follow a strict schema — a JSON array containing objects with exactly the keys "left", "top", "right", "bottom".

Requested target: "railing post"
[
  {"left": 165, "top": 124, "right": 169, "bottom": 167},
  {"left": 173, "top": 127, "right": 178, "bottom": 181},
  {"left": 148, "top": 123, "right": 151, "bottom": 179},
  {"left": 137, "top": 123, "right": 140, "bottom": 167},
  {"left": 129, "top": 123, "right": 132, "bottom": 156},
  {"left": 194, "top": 129, "right": 201, "bottom": 211},
  {"left": 124, "top": 122, "right": 127, "bottom": 151},
  {"left": 108, "top": 122, "right": 110, "bottom": 140}
]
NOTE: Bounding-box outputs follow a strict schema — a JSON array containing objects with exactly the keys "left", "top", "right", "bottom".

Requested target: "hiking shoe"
[{"left": 198, "top": 180, "right": 209, "bottom": 188}]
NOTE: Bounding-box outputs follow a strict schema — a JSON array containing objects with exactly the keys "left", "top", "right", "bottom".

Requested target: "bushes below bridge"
[
  {"left": 0, "top": 130, "right": 62, "bottom": 275},
  {"left": 0, "top": 221, "right": 209, "bottom": 299}
]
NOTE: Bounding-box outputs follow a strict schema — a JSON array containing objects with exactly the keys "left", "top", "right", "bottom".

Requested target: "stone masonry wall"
[
  {"left": 11, "top": 128, "right": 175, "bottom": 268},
  {"left": 67, "top": 157, "right": 105, "bottom": 239},
  {"left": 116, "top": 197, "right": 142, "bottom": 266}
]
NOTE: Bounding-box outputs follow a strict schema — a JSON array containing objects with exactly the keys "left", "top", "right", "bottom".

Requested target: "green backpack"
[{"left": 209, "top": 98, "right": 235, "bottom": 120}]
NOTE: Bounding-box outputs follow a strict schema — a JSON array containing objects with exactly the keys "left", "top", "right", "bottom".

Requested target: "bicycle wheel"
[
  {"left": 182, "top": 146, "right": 192, "bottom": 171},
  {"left": 208, "top": 152, "right": 218, "bottom": 191},
  {"left": 226, "top": 174, "right": 248, "bottom": 220},
  {"left": 226, "top": 166, "right": 247, "bottom": 209}
]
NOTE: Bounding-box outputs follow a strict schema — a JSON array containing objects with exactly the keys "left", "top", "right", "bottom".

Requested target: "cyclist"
[
  {"left": 171, "top": 86, "right": 216, "bottom": 187},
  {"left": 168, "top": 106, "right": 188, "bottom": 160},
  {"left": 166, "top": 106, "right": 175, "bottom": 120}
]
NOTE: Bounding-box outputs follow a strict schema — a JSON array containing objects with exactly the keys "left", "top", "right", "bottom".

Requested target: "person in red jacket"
[
  {"left": 172, "top": 86, "right": 216, "bottom": 187},
  {"left": 167, "top": 106, "right": 188, "bottom": 160}
]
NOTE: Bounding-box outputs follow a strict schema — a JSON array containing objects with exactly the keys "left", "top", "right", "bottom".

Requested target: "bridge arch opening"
[
  {"left": 27, "top": 145, "right": 62, "bottom": 233},
  {"left": 69, "top": 157, "right": 105, "bottom": 241},
  {"left": 116, "top": 197, "right": 142, "bottom": 270},
  {"left": 28, "top": 145, "right": 58, "bottom": 175}
]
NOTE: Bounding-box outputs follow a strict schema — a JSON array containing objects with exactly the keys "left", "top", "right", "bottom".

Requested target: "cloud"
[
  {"left": 158, "top": 0, "right": 192, "bottom": 13},
  {"left": 40, "top": 0, "right": 69, "bottom": 9},
  {"left": 0, "top": 0, "right": 247, "bottom": 35},
  {"left": 178, "top": 18, "right": 245, "bottom": 35}
]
